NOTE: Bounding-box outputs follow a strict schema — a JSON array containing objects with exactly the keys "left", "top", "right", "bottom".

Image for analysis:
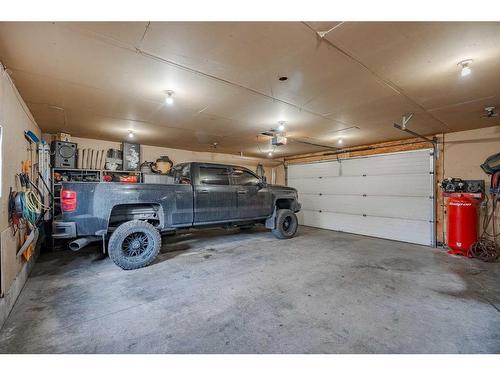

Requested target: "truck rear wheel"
[
  {"left": 272, "top": 209, "right": 298, "bottom": 239},
  {"left": 108, "top": 220, "right": 161, "bottom": 270}
]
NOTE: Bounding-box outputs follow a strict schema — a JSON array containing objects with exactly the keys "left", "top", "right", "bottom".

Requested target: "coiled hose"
[
  {"left": 470, "top": 173, "right": 500, "bottom": 262},
  {"left": 15, "top": 173, "right": 50, "bottom": 225}
]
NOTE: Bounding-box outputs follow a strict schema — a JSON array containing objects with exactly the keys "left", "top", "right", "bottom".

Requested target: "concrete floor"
[{"left": 0, "top": 226, "right": 499, "bottom": 353}]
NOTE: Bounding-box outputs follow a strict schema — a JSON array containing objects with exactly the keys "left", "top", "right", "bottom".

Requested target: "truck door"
[
  {"left": 194, "top": 165, "right": 238, "bottom": 224},
  {"left": 231, "top": 168, "right": 273, "bottom": 219}
]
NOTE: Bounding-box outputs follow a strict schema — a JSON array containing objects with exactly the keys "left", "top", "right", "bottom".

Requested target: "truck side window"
[
  {"left": 171, "top": 164, "right": 191, "bottom": 184},
  {"left": 178, "top": 164, "right": 191, "bottom": 184},
  {"left": 199, "top": 166, "right": 230, "bottom": 185},
  {"left": 232, "top": 169, "right": 260, "bottom": 186}
]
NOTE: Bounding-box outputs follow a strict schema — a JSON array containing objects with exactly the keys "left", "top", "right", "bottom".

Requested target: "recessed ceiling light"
[
  {"left": 128, "top": 130, "right": 134, "bottom": 139},
  {"left": 278, "top": 76, "right": 288, "bottom": 81},
  {"left": 278, "top": 121, "right": 286, "bottom": 132},
  {"left": 458, "top": 59, "right": 473, "bottom": 77},
  {"left": 338, "top": 138, "right": 343, "bottom": 145},
  {"left": 268, "top": 152, "right": 273, "bottom": 157},
  {"left": 165, "top": 90, "right": 175, "bottom": 105}
]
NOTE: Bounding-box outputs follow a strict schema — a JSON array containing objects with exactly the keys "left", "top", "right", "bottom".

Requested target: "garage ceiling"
[{"left": 0, "top": 22, "right": 499, "bottom": 157}]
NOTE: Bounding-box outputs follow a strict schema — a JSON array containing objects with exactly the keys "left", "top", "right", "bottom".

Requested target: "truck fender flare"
[{"left": 105, "top": 202, "right": 165, "bottom": 230}]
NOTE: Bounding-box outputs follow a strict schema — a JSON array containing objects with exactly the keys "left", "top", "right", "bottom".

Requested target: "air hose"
[
  {"left": 13, "top": 173, "right": 50, "bottom": 225},
  {"left": 470, "top": 171, "right": 500, "bottom": 262}
]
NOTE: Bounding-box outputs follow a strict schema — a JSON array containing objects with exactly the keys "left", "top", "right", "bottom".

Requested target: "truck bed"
[{"left": 59, "top": 182, "right": 193, "bottom": 236}]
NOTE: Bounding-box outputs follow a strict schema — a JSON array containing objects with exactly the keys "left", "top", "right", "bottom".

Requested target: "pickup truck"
[{"left": 53, "top": 162, "right": 301, "bottom": 269}]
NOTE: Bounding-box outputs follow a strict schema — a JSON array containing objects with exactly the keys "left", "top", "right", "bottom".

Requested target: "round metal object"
[{"left": 122, "top": 232, "right": 151, "bottom": 257}]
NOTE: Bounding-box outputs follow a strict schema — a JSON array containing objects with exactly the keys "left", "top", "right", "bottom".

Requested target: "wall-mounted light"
[
  {"left": 458, "top": 59, "right": 473, "bottom": 77},
  {"left": 165, "top": 90, "right": 175, "bottom": 105},
  {"left": 128, "top": 130, "right": 134, "bottom": 139}
]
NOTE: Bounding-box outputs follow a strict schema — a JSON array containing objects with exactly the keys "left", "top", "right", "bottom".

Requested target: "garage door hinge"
[
  {"left": 429, "top": 171, "right": 434, "bottom": 175},
  {"left": 363, "top": 214, "right": 367, "bottom": 217},
  {"left": 362, "top": 174, "right": 367, "bottom": 177},
  {"left": 362, "top": 194, "right": 367, "bottom": 197},
  {"left": 319, "top": 193, "right": 322, "bottom": 196},
  {"left": 429, "top": 196, "right": 434, "bottom": 199},
  {"left": 319, "top": 176, "right": 323, "bottom": 179},
  {"left": 319, "top": 210, "right": 323, "bottom": 213}
]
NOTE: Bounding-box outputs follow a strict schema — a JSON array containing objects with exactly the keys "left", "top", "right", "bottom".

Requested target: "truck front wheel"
[
  {"left": 108, "top": 220, "right": 162, "bottom": 270},
  {"left": 272, "top": 209, "right": 298, "bottom": 239}
]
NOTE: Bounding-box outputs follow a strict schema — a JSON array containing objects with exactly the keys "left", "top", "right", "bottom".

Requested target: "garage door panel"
[
  {"left": 288, "top": 149, "right": 434, "bottom": 246},
  {"left": 288, "top": 150, "right": 432, "bottom": 179},
  {"left": 300, "top": 210, "right": 432, "bottom": 245},
  {"left": 340, "top": 150, "right": 432, "bottom": 176},
  {"left": 300, "top": 194, "right": 431, "bottom": 221},
  {"left": 287, "top": 161, "right": 339, "bottom": 179},
  {"left": 354, "top": 174, "right": 431, "bottom": 196},
  {"left": 291, "top": 174, "right": 432, "bottom": 196}
]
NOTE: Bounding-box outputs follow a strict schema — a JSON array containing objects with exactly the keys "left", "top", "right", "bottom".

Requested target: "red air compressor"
[
  {"left": 441, "top": 178, "right": 485, "bottom": 257},
  {"left": 446, "top": 193, "right": 482, "bottom": 256}
]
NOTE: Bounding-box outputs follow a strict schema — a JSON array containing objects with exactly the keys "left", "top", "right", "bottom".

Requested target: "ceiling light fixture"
[
  {"left": 337, "top": 138, "right": 343, "bottom": 145},
  {"left": 277, "top": 121, "right": 286, "bottom": 132},
  {"left": 165, "top": 90, "right": 175, "bottom": 105},
  {"left": 482, "top": 106, "right": 499, "bottom": 118},
  {"left": 128, "top": 130, "right": 134, "bottom": 139},
  {"left": 458, "top": 59, "right": 473, "bottom": 77},
  {"left": 268, "top": 152, "right": 273, "bottom": 157}
]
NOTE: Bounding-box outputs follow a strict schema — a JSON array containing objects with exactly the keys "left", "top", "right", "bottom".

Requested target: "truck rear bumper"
[{"left": 52, "top": 221, "right": 77, "bottom": 239}]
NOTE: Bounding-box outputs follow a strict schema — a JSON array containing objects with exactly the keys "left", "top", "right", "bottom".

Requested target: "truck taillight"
[{"left": 61, "top": 189, "right": 77, "bottom": 212}]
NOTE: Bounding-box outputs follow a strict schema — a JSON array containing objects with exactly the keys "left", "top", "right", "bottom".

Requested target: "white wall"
[
  {"left": 442, "top": 126, "right": 500, "bottom": 184},
  {"left": 0, "top": 65, "right": 41, "bottom": 327},
  {"left": 440, "top": 126, "right": 500, "bottom": 241}
]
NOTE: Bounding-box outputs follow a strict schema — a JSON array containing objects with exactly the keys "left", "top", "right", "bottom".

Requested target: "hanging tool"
[
  {"left": 24, "top": 130, "right": 40, "bottom": 144},
  {"left": 9, "top": 160, "right": 50, "bottom": 260},
  {"left": 37, "top": 141, "right": 52, "bottom": 219},
  {"left": 24, "top": 131, "right": 36, "bottom": 174}
]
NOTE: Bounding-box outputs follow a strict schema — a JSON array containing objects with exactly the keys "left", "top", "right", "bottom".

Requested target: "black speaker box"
[{"left": 51, "top": 141, "right": 77, "bottom": 168}]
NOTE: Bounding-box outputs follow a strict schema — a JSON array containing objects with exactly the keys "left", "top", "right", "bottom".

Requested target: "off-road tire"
[
  {"left": 108, "top": 220, "right": 161, "bottom": 270},
  {"left": 272, "top": 209, "right": 298, "bottom": 239}
]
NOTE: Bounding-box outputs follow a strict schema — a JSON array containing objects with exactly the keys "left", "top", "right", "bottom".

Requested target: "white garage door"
[{"left": 287, "top": 149, "right": 435, "bottom": 246}]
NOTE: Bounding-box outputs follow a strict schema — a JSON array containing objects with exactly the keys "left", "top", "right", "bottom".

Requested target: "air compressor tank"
[{"left": 447, "top": 194, "right": 479, "bottom": 257}]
